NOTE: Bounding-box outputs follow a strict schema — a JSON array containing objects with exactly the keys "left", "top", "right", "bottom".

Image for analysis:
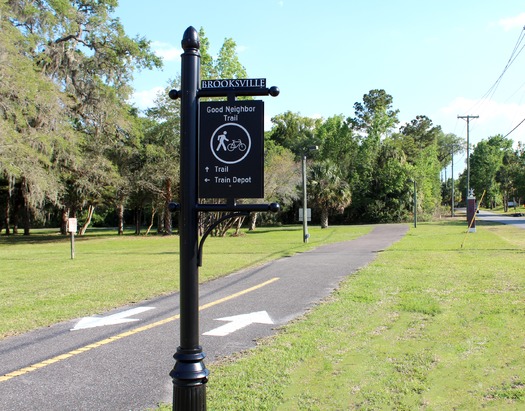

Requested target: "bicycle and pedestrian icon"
[
  {"left": 215, "top": 131, "right": 247, "bottom": 152},
  {"left": 211, "top": 123, "right": 251, "bottom": 164}
]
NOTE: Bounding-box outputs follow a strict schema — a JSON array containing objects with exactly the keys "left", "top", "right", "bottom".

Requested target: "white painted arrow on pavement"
[
  {"left": 203, "top": 311, "right": 273, "bottom": 337},
  {"left": 71, "top": 307, "right": 155, "bottom": 331}
]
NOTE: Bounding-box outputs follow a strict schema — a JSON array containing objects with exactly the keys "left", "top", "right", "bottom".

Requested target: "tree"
[
  {"left": 397, "top": 115, "right": 442, "bottom": 164},
  {"left": 347, "top": 90, "right": 399, "bottom": 221},
  {"left": 142, "top": 79, "right": 181, "bottom": 235},
  {"left": 0, "top": 3, "right": 74, "bottom": 234},
  {"left": 307, "top": 160, "right": 351, "bottom": 228},
  {"left": 348, "top": 89, "right": 400, "bottom": 140},
  {"left": 510, "top": 143, "right": 525, "bottom": 206},
  {"left": 215, "top": 38, "right": 247, "bottom": 79},
  {"left": 496, "top": 149, "right": 519, "bottom": 211},
  {"left": 437, "top": 132, "right": 464, "bottom": 168},
  {"left": 255, "top": 140, "right": 301, "bottom": 229},
  {"left": 394, "top": 115, "right": 443, "bottom": 217},
  {"left": 3, "top": 0, "right": 161, "bottom": 234},
  {"left": 364, "top": 138, "right": 413, "bottom": 223},
  {"left": 268, "top": 111, "right": 321, "bottom": 158},
  {"left": 316, "top": 114, "right": 356, "bottom": 167},
  {"left": 469, "top": 135, "right": 513, "bottom": 208},
  {"left": 441, "top": 178, "right": 462, "bottom": 210}
]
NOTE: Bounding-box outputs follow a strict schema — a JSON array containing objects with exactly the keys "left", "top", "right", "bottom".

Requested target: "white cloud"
[
  {"left": 152, "top": 41, "right": 181, "bottom": 62},
  {"left": 236, "top": 45, "right": 248, "bottom": 53},
  {"left": 440, "top": 97, "right": 523, "bottom": 124},
  {"left": 130, "top": 86, "right": 164, "bottom": 111},
  {"left": 497, "top": 13, "right": 525, "bottom": 31},
  {"left": 436, "top": 96, "right": 525, "bottom": 143}
]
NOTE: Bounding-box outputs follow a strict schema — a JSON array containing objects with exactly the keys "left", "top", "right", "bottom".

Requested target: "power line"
[
  {"left": 469, "top": 26, "right": 525, "bottom": 125},
  {"left": 504, "top": 116, "right": 525, "bottom": 138},
  {"left": 463, "top": 27, "right": 525, "bottom": 143},
  {"left": 469, "top": 26, "right": 525, "bottom": 114}
]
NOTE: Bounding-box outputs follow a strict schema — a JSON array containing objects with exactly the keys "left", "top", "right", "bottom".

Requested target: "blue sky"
[{"left": 116, "top": 1, "right": 525, "bottom": 177}]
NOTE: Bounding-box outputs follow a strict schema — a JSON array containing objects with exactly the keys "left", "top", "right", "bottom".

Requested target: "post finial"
[{"left": 181, "top": 26, "right": 200, "bottom": 51}]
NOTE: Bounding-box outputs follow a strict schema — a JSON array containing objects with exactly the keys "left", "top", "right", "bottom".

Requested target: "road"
[
  {"left": 0, "top": 224, "right": 408, "bottom": 410},
  {"left": 476, "top": 209, "right": 525, "bottom": 229}
]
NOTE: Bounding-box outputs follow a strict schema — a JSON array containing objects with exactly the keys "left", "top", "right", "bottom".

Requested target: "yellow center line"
[{"left": 0, "top": 277, "right": 280, "bottom": 383}]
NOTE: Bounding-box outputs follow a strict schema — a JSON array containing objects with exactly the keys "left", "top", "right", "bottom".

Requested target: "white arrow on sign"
[
  {"left": 203, "top": 311, "right": 273, "bottom": 337},
  {"left": 71, "top": 307, "right": 155, "bottom": 331}
]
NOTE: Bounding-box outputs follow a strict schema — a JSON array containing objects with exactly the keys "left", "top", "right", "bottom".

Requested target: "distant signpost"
[{"left": 68, "top": 218, "right": 77, "bottom": 259}]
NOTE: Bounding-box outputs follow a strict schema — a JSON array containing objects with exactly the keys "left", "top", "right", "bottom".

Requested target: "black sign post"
[
  {"left": 169, "top": 26, "right": 279, "bottom": 411},
  {"left": 169, "top": 27, "right": 208, "bottom": 411}
]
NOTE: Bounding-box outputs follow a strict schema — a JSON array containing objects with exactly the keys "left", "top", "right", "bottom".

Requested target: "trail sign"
[
  {"left": 298, "top": 208, "right": 311, "bottom": 222},
  {"left": 199, "top": 100, "right": 264, "bottom": 198},
  {"left": 67, "top": 218, "right": 77, "bottom": 233}
]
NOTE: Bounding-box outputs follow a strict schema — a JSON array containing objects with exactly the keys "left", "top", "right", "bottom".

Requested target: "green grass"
[
  {"left": 0, "top": 224, "right": 371, "bottom": 339},
  {"left": 4, "top": 221, "right": 525, "bottom": 410},
  {"left": 168, "top": 221, "right": 525, "bottom": 411}
]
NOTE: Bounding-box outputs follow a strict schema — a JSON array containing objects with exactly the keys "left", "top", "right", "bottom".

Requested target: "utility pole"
[
  {"left": 457, "top": 115, "right": 479, "bottom": 201},
  {"left": 302, "top": 154, "right": 308, "bottom": 242},
  {"left": 451, "top": 149, "right": 455, "bottom": 217},
  {"left": 301, "top": 145, "right": 318, "bottom": 243}
]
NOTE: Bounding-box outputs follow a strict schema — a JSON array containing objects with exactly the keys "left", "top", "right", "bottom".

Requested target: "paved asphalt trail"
[
  {"left": 476, "top": 209, "right": 525, "bottom": 229},
  {"left": 0, "top": 224, "right": 408, "bottom": 410}
]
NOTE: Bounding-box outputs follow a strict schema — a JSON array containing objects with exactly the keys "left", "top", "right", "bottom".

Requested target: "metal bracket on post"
[
  {"left": 196, "top": 202, "right": 280, "bottom": 266},
  {"left": 197, "top": 86, "right": 280, "bottom": 99},
  {"left": 197, "top": 212, "right": 248, "bottom": 267}
]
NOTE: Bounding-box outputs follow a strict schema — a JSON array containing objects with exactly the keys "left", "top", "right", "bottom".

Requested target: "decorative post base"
[{"left": 171, "top": 347, "right": 209, "bottom": 411}]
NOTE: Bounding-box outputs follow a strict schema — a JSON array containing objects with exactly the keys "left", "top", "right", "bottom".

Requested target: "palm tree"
[{"left": 308, "top": 161, "right": 352, "bottom": 228}]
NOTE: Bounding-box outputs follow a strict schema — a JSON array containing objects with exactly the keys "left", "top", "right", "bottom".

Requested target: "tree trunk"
[
  {"left": 163, "top": 179, "right": 172, "bottom": 235},
  {"left": 79, "top": 205, "right": 94, "bottom": 236},
  {"left": 248, "top": 212, "right": 258, "bottom": 231},
  {"left": 134, "top": 208, "right": 142, "bottom": 235},
  {"left": 321, "top": 208, "right": 329, "bottom": 229},
  {"left": 3, "top": 178, "right": 11, "bottom": 235},
  {"left": 145, "top": 206, "right": 156, "bottom": 236},
  {"left": 60, "top": 208, "right": 68, "bottom": 235},
  {"left": 12, "top": 181, "right": 22, "bottom": 234},
  {"left": 157, "top": 211, "right": 163, "bottom": 234},
  {"left": 234, "top": 216, "right": 244, "bottom": 236},
  {"left": 163, "top": 206, "right": 172, "bottom": 235},
  {"left": 218, "top": 215, "right": 244, "bottom": 237},
  {"left": 12, "top": 202, "right": 19, "bottom": 234},
  {"left": 117, "top": 203, "right": 124, "bottom": 235},
  {"left": 21, "top": 178, "right": 30, "bottom": 235}
]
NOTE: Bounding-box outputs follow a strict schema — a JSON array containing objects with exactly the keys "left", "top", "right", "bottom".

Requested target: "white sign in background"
[{"left": 68, "top": 218, "right": 77, "bottom": 233}]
